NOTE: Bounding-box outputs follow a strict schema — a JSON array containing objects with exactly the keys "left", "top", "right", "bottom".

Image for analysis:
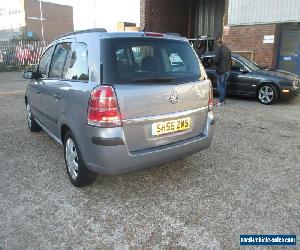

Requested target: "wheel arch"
[
  {"left": 58, "top": 113, "right": 76, "bottom": 143},
  {"left": 58, "top": 113, "right": 88, "bottom": 165},
  {"left": 61, "top": 124, "right": 71, "bottom": 143}
]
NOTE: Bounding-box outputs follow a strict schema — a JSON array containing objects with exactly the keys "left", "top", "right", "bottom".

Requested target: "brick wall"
[
  {"left": 140, "top": 0, "right": 189, "bottom": 37},
  {"left": 140, "top": 0, "right": 278, "bottom": 68},
  {"left": 223, "top": 24, "right": 279, "bottom": 69},
  {"left": 24, "top": 0, "right": 73, "bottom": 42}
]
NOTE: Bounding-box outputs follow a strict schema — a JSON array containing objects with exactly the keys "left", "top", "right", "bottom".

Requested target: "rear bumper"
[{"left": 83, "top": 111, "right": 215, "bottom": 175}]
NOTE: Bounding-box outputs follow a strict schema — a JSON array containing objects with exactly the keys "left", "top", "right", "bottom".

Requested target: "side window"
[
  {"left": 231, "top": 58, "right": 244, "bottom": 71},
  {"left": 64, "top": 43, "right": 89, "bottom": 81},
  {"left": 49, "top": 43, "right": 71, "bottom": 79},
  {"left": 38, "top": 46, "right": 54, "bottom": 78}
]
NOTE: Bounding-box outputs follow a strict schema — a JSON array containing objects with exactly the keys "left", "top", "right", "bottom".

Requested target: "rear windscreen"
[{"left": 101, "top": 38, "right": 201, "bottom": 84}]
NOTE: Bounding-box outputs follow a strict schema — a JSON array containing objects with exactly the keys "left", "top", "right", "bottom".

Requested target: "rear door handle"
[{"left": 36, "top": 91, "right": 40, "bottom": 95}]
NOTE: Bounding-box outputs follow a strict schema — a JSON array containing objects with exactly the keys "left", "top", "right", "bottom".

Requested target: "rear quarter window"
[
  {"left": 47, "top": 42, "right": 89, "bottom": 81},
  {"left": 64, "top": 43, "right": 89, "bottom": 81}
]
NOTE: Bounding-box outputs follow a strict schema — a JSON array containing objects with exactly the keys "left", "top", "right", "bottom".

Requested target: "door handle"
[{"left": 36, "top": 91, "right": 40, "bottom": 95}]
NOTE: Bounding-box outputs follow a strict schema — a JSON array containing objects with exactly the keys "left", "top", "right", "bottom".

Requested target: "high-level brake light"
[{"left": 144, "top": 32, "right": 164, "bottom": 37}]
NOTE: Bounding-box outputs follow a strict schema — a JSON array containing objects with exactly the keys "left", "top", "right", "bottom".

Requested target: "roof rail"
[{"left": 56, "top": 28, "right": 107, "bottom": 40}]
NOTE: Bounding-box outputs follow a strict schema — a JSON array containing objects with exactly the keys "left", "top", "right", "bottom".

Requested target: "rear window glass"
[{"left": 101, "top": 38, "right": 201, "bottom": 84}]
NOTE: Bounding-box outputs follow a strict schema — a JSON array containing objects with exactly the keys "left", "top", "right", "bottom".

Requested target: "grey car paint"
[{"left": 25, "top": 31, "right": 214, "bottom": 175}]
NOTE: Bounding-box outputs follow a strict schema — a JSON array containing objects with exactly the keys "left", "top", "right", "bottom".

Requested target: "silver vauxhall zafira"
[{"left": 24, "top": 29, "right": 215, "bottom": 186}]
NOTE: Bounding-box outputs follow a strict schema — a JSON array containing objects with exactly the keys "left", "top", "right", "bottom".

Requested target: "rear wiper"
[{"left": 130, "top": 77, "right": 175, "bottom": 82}]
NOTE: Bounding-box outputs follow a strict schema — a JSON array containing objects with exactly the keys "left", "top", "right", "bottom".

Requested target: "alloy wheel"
[
  {"left": 65, "top": 138, "right": 79, "bottom": 180},
  {"left": 258, "top": 85, "right": 274, "bottom": 104}
]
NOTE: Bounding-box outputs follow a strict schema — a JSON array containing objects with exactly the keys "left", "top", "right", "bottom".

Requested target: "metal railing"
[{"left": 0, "top": 40, "right": 47, "bottom": 69}]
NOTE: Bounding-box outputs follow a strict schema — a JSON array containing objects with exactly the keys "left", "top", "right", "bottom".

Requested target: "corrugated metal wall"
[
  {"left": 194, "top": 0, "right": 224, "bottom": 38},
  {"left": 229, "top": 0, "right": 300, "bottom": 26}
]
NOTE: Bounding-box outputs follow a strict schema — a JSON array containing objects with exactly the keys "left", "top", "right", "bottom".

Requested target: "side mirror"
[
  {"left": 23, "top": 68, "right": 40, "bottom": 79},
  {"left": 23, "top": 70, "right": 34, "bottom": 79},
  {"left": 240, "top": 67, "right": 249, "bottom": 73},
  {"left": 23, "top": 65, "right": 38, "bottom": 79}
]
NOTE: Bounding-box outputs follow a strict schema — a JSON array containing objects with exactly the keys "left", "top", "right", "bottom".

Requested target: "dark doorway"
[
  {"left": 278, "top": 24, "right": 300, "bottom": 75},
  {"left": 194, "top": 0, "right": 225, "bottom": 39}
]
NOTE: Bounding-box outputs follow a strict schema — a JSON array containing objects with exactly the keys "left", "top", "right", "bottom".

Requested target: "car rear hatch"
[{"left": 101, "top": 35, "right": 211, "bottom": 152}]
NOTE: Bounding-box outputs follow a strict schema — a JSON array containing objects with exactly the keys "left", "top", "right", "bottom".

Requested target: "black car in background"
[
  {"left": 201, "top": 53, "right": 300, "bottom": 104},
  {"left": 0, "top": 50, "right": 16, "bottom": 65}
]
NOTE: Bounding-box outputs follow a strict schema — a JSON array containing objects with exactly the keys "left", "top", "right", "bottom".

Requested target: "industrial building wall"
[
  {"left": 24, "top": 0, "right": 73, "bottom": 42},
  {"left": 223, "top": 24, "right": 279, "bottom": 69},
  {"left": 140, "top": 0, "right": 189, "bottom": 37},
  {"left": 141, "top": 0, "right": 227, "bottom": 38},
  {"left": 139, "top": 0, "right": 293, "bottom": 70},
  {"left": 222, "top": 0, "right": 281, "bottom": 69},
  {"left": 229, "top": 0, "right": 300, "bottom": 26}
]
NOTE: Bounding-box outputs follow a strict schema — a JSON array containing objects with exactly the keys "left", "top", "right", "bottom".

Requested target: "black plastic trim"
[{"left": 92, "top": 137, "right": 124, "bottom": 146}]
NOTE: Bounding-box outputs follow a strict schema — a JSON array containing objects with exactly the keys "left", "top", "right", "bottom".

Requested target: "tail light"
[
  {"left": 87, "top": 85, "right": 122, "bottom": 127},
  {"left": 208, "top": 80, "right": 213, "bottom": 110}
]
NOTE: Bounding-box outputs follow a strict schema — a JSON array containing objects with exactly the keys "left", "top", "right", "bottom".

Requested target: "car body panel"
[
  {"left": 114, "top": 80, "right": 210, "bottom": 152},
  {"left": 26, "top": 81, "right": 42, "bottom": 121},
  {"left": 84, "top": 111, "right": 214, "bottom": 175},
  {"left": 39, "top": 79, "right": 63, "bottom": 136},
  {"left": 227, "top": 71, "right": 254, "bottom": 95},
  {"left": 24, "top": 31, "right": 214, "bottom": 175}
]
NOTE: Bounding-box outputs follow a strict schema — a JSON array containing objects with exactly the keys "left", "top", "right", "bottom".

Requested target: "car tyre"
[
  {"left": 26, "top": 103, "right": 42, "bottom": 132},
  {"left": 63, "top": 130, "right": 97, "bottom": 187},
  {"left": 258, "top": 83, "right": 279, "bottom": 105}
]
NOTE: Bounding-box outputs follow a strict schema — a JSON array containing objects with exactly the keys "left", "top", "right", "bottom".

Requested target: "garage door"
[{"left": 278, "top": 31, "right": 300, "bottom": 75}]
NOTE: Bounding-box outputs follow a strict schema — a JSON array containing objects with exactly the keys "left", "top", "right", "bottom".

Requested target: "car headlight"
[{"left": 292, "top": 80, "right": 300, "bottom": 88}]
